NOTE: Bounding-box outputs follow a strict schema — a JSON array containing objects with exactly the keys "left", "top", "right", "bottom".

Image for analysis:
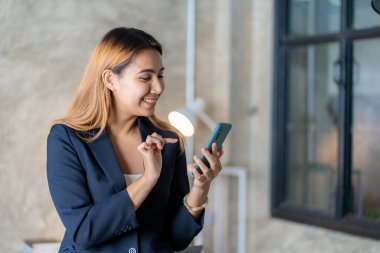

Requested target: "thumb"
[{"left": 137, "top": 142, "right": 148, "bottom": 154}]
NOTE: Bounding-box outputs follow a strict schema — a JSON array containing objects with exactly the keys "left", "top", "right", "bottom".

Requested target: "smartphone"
[{"left": 195, "top": 122, "right": 232, "bottom": 174}]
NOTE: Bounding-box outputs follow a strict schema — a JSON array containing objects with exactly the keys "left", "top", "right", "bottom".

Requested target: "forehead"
[{"left": 128, "top": 49, "right": 164, "bottom": 71}]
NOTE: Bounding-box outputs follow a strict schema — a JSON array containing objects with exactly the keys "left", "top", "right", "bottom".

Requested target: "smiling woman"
[
  {"left": 52, "top": 27, "right": 182, "bottom": 149},
  {"left": 46, "top": 27, "right": 225, "bottom": 253},
  {"left": 102, "top": 49, "right": 165, "bottom": 116}
]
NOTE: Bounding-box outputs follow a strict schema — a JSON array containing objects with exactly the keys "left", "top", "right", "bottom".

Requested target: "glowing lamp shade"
[
  {"left": 168, "top": 111, "right": 195, "bottom": 137},
  {"left": 168, "top": 98, "right": 216, "bottom": 136}
]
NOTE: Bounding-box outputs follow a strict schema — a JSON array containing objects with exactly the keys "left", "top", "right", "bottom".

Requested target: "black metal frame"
[{"left": 272, "top": 0, "right": 380, "bottom": 240}]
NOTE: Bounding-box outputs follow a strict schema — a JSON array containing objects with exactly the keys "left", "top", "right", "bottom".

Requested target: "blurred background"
[{"left": 1, "top": 0, "right": 380, "bottom": 252}]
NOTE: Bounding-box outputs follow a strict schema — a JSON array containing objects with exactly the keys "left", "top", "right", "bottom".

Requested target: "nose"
[{"left": 150, "top": 77, "right": 164, "bottom": 95}]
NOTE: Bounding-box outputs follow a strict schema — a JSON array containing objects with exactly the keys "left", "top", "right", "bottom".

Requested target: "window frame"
[{"left": 271, "top": 0, "right": 380, "bottom": 240}]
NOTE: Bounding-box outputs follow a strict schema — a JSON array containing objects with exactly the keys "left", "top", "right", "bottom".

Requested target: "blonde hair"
[{"left": 52, "top": 27, "right": 185, "bottom": 153}]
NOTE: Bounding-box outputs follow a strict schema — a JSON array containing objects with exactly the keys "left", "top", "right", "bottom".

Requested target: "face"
[{"left": 110, "top": 49, "right": 165, "bottom": 117}]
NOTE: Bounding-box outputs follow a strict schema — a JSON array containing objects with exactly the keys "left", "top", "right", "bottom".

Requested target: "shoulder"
[
  {"left": 48, "top": 124, "right": 77, "bottom": 138},
  {"left": 48, "top": 124, "right": 88, "bottom": 146}
]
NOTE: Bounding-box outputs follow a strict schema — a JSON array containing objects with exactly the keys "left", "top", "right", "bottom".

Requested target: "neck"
[{"left": 107, "top": 107, "right": 138, "bottom": 137}]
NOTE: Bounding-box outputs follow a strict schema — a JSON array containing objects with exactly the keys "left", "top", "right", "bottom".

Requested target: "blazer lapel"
[
  {"left": 86, "top": 116, "right": 158, "bottom": 192},
  {"left": 86, "top": 129, "right": 125, "bottom": 192}
]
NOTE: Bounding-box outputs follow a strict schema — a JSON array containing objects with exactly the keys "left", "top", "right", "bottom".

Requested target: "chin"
[{"left": 140, "top": 109, "right": 155, "bottom": 117}]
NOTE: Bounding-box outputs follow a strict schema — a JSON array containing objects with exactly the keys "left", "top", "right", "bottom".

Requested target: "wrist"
[
  {"left": 141, "top": 173, "right": 159, "bottom": 186},
  {"left": 187, "top": 185, "right": 209, "bottom": 208},
  {"left": 192, "top": 179, "right": 211, "bottom": 191},
  {"left": 183, "top": 193, "right": 208, "bottom": 212}
]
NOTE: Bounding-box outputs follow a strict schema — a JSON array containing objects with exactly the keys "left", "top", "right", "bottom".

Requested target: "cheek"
[
  {"left": 121, "top": 81, "right": 149, "bottom": 96},
  {"left": 136, "top": 85, "right": 151, "bottom": 97},
  {"left": 161, "top": 82, "right": 165, "bottom": 92},
  {"left": 125, "top": 86, "right": 151, "bottom": 105}
]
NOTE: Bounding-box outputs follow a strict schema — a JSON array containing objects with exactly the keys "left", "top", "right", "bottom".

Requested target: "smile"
[{"left": 143, "top": 98, "right": 158, "bottom": 104}]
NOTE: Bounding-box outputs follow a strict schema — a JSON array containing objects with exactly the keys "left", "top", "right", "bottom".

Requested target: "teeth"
[{"left": 143, "top": 98, "right": 157, "bottom": 103}]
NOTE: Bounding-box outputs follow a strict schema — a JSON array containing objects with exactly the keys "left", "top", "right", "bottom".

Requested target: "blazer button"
[
  {"left": 126, "top": 225, "right": 132, "bottom": 231},
  {"left": 129, "top": 247, "right": 136, "bottom": 253}
]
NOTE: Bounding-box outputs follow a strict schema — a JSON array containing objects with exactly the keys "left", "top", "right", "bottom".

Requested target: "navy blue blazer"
[{"left": 46, "top": 116, "right": 203, "bottom": 253}]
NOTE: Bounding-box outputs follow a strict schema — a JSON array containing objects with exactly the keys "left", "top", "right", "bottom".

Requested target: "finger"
[
  {"left": 217, "top": 147, "right": 224, "bottom": 158},
  {"left": 146, "top": 135, "right": 154, "bottom": 145},
  {"left": 143, "top": 137, "right": 155, "bottom": 149},
  {"left": 151, "top": 133, "right": 178, "bottom": 145},
  {"left": 137, "top": 142, "right": 145, "bottom": 150},
  {"left": 147, "top": 135, "right": 164, "bottom": 149},
  {"left": 202, "top": 147, "right": 222, "bottom": 175},
  {"left": 163, "top": 138, "right": 178, "bottom": 144},
  {"left": 212, "top": 142, "right": 218, "bottom": 155},
  {"left": 151, "top": 132, "right": 162, "bottom": 138},
  {"left": 151, "top": 132, "right": 164, "bottom": 144},
  {"left": 144, "top": 142, "right": 156, "bottom": 151},
  {"left": 137, "top": 142, "right": 148, "bottom": 153},
  {"left": 201, "top": 148, "right": 217, "bottom": 169},
  {"left": 193, "top": 155, "right": 213, "bottom": 180},
  {"left": 191, "top": 163, "right": 205, "bottom": 181}
]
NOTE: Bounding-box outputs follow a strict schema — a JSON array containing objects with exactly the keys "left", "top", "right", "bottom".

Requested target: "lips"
[
  {"left": 142, "top": 97, "right": 159, "bottom": 106},
  {"left": 143, "top": 98, "right": 158, "bottom": 103}
]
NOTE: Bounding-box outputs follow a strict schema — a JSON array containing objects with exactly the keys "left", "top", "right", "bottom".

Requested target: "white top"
[{"left": 124, "top": 174, "right": 143, "bottom": 186}]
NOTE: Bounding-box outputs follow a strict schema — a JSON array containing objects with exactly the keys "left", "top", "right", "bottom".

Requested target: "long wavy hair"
[{"left": 52, "top": 27, "right": 185, "bottom": 152}]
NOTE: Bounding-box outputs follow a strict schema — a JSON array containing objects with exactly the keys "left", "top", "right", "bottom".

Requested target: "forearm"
[
  {"left": 126, "top": 175, "right": 157, "bottom": 210},
  {"left": 186, "top": 182, "right": 211, "bottom": 220}
]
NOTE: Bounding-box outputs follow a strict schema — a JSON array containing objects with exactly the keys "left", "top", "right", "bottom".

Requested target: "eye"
[
  {"left": 158, "top": 74, "right": 164, "bottom": 79},
  {"left": 140, "top": 76, "right": 151, "bottom": 81}
]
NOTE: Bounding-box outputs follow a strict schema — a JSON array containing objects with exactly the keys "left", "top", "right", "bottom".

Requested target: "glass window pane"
[
  {"left": 354, "top": 0, "right": 380, "bottom": 30},
  {"left": 285, "top": 43, "right": 339, "bottom": 215},
  {"left": 352, "top": 38, "right": 380, "bottom": 222},
  {"left": 288, "top": 0, "right": 340, "bottom": 37}
]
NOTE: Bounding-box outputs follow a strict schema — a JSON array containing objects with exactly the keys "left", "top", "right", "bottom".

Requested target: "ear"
[{"left": 102, "top": 69, "right": 118, "bottom": 91}]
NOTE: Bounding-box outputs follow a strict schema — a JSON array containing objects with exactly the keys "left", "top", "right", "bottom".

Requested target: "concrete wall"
[
  {"left": 0, "top": 0, "right": 187, "bottom": 251},
  {"left": 1, "top": 0, "right": 380, "bottom": 252}
]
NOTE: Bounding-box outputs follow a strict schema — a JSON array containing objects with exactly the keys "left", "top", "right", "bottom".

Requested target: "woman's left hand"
[{"left": 191, "top": 142, "right": 224, "bottom": 188}]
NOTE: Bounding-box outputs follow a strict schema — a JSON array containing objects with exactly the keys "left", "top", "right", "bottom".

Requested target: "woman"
[{"left": 47, "top": 27, "right": 224, "bottom": 253}]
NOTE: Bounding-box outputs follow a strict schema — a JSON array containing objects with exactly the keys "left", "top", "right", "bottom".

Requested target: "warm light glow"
[{"left": 168, "top": 111, "right": 194, "bottom": 136}]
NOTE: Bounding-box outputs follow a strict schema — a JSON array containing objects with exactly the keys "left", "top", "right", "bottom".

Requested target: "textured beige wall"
[
  {"left": 0, "top": 1, "right": 187, "bottom": 252},
  {"left": 1, "top": 0, "right": 380, "bottom": 253}
]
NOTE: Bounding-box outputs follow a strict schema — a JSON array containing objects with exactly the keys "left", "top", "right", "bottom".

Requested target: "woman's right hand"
[{"left": 137, "top": 132, "right": 178, "bottom": 183}]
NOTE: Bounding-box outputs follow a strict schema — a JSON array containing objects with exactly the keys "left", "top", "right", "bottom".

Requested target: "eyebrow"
[{"left": 137, "top": 67, "right": 165, "bottom": 74}]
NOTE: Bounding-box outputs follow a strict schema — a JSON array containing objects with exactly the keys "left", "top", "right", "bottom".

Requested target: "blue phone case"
[{"left": 195, "top": 122, "right": 232, "bottom": 174}]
